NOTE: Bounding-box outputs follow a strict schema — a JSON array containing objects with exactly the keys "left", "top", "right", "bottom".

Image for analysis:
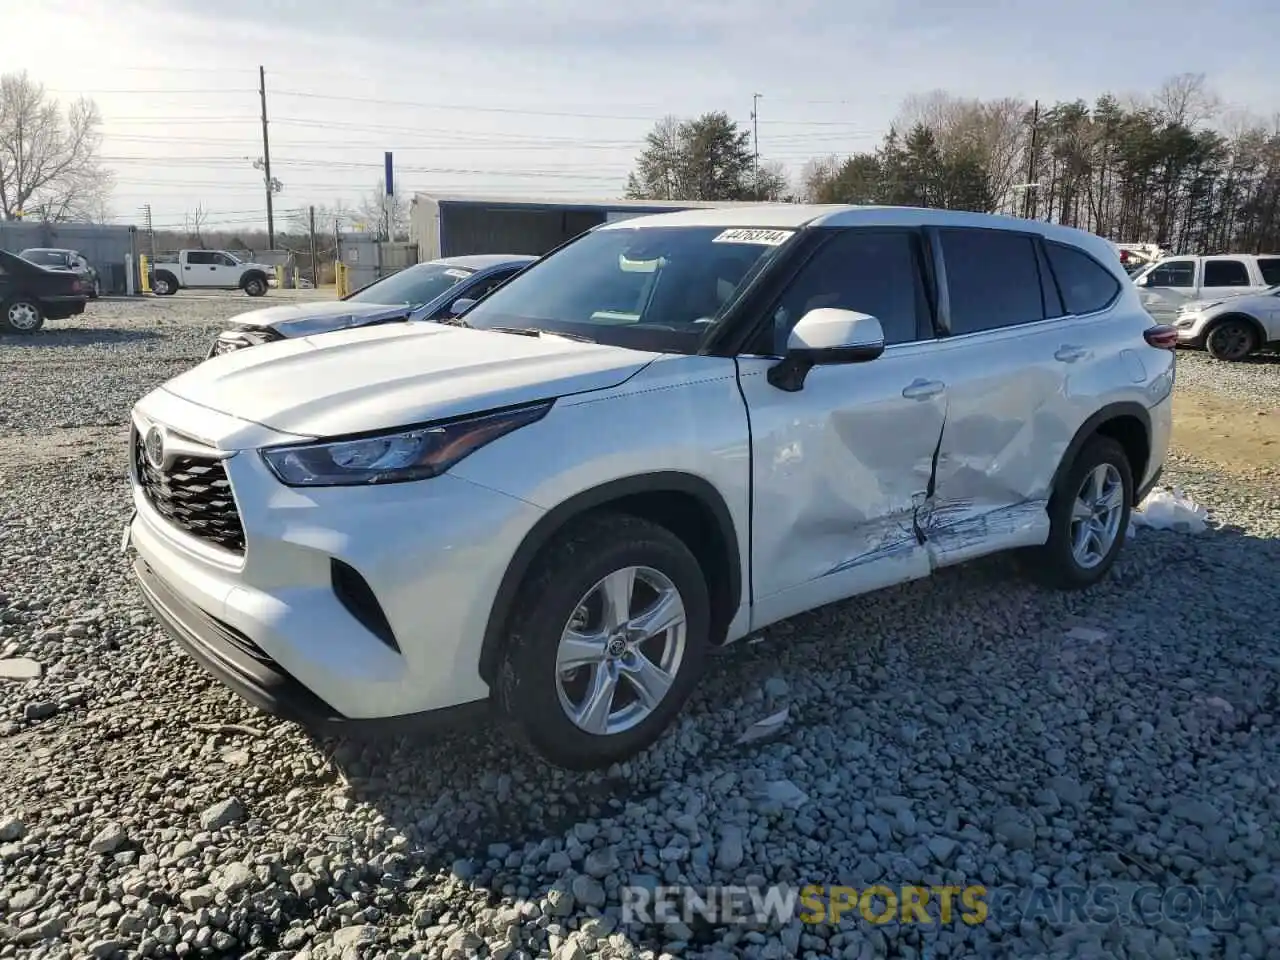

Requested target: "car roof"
[
  {"left": 432, "top": 254, "right": 537, "bottom": 270},
  {"left": 596, "top": 203, "right": 1119, "bottom": 265},
  {"left": 19, "top": 247, "right": 73, "bottom": 254}
]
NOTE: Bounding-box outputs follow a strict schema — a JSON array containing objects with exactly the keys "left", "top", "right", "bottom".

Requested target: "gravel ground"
[{"left": 1, "top": 300, "right": 1278, "bottom": 960}]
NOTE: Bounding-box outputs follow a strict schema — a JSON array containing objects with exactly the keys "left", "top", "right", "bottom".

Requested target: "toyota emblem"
[{"left": 143, "top": 425, "right": 166, "bottom": 471}]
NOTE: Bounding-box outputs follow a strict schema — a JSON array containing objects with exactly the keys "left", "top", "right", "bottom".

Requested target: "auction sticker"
[{"left": 712, "top": 228, "right": 795, "bottom": 246}]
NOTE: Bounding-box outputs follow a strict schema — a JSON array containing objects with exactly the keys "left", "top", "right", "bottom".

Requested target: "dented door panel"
[
  {"left": 737, "top": 345, "right": 946, "bottom": 632},
  {"left": 913, "top": 323, "right": 1069, "bottom": 563}
]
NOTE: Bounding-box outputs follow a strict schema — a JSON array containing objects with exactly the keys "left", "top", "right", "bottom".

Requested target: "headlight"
[{"left": 260, "top": 401, "right": 552, "bottom": 486}]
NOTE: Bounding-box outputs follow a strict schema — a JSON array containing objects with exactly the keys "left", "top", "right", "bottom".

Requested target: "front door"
[
  {"left": 737, "top": 227, "right": 947, "bottom": 631},
  {"left": 1137, "top": 258, "right": 1197, "bottom": 321},
  {"left": 212, "top": 252, "right": 243, "bottom": 287}
]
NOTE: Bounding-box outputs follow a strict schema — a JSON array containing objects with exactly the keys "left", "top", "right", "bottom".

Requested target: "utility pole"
[
  {"left": 308, "top": 205, "right": 317, "bottom": 287},
  {"left": 751, "top": 93, "right": 762, "bottom": 200},
  {"left": 258, "top": 65, "right": 275, "bottom": 249},
  {"left": 1022, "top": 100, "right": 1040, "bottom": 220},
  {"left": 141, "top": 204, "right": 155, "bottom": 259}
]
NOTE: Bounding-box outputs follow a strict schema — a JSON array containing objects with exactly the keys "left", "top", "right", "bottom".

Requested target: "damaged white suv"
[{"left": 125, "top": 205, "right": 1176, "bottom": 770}]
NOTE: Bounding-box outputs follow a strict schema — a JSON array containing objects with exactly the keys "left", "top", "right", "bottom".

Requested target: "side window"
[
  {"left": 468, "top": 269, "right": 516, "bottom": 301},
  {"left": 1044, "top": 241, "right": 1122, "bottom": 315},
  {"left": 216, "top": 253, "right": 238, "bottom": 267},
  {"left": 186, "top": 251, "right": 214, "bottom": 265},
  {"left": 939, "top": 228, "right": 1045, "bottom": 334},
  {"left": 769, "top": 229, "right": 929, "bottom": 351},
  {"left": 1259, "top": 258, "right": 1280, "bottom": 286},
  {"left": 1147, "top": 260, "right": 1196, "bottom": 287},
  {"left": 1203, "top": 259, "right": 1250, "bottom": 287}
]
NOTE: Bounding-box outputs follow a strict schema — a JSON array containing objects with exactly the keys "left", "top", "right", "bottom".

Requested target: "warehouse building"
[
  {"left": 408, "top": 194, "right": 756, "bottom": 261},
  {"left": 0, "top": 221, "right": 141, "bottom": 295}
]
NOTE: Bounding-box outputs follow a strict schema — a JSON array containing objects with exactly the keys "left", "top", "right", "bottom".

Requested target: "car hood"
[
  {"left": 162, "top": 321, "right": 658, "bottom": 439},
  {"left": 223, "top": 300, "right": 413, "bottom": 338}
]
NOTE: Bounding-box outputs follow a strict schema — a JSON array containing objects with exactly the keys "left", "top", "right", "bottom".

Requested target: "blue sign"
[{"left": 385, "top": 152, "right": 394, "bottom": 196}]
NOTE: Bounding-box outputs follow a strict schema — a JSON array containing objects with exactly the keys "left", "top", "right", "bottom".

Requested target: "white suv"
[{"left": 124, "top": 205, "right": 1176, "bottom": 770}]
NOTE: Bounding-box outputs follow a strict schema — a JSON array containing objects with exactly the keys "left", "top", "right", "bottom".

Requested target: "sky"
[{"left": 3, "top": 0, "right": 1280, "bottom": 234}]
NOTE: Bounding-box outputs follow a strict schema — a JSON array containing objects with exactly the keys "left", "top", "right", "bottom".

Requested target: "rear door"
[
  {"left": 183, "top": 251, "right": 219, "bottom": 287},
  {"left": 921, "top": 227, "right": 1110, "bottom": 567},
  {"left": 1137, "top": 258, "right": 1197, "bottom": 321},
  {"left": 1201, "top": 256, "right": 1263, "bottom": 300}
]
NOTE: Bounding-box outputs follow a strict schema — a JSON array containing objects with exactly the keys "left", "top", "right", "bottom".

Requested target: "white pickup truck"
[{"left": 149, "top": 250, "right": 275, "bottom": 297}]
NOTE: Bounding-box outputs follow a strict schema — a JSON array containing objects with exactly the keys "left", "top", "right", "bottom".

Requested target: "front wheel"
[
  {"left": 496, "top": 513, "right": 711, "bottom": 770},
  {"left": 1205, "top": 318, "right": 1257, "bottom": 362},
  {"left": 1027, "top": 436, "right": 1133, "bottom": 590},
  {"left": 152, "top": 274, "right": 177, "bottom": 296},
  {"left": 243, "top": 276, "right": 267, "bottom": 297},
  {"left": 2, "top": 297, "right": 44, "bottom": 333}
]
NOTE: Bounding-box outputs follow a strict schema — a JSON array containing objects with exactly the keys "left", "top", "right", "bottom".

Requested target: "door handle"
[
  {"left": 902, "top": 378, "right": 945, "bottom": 400},
  {"left": 183, "top": 265, "right": 191, "bottom": 270},
  {"left": 1055, "top": 345, "right": 1086, "bottom": 363}
]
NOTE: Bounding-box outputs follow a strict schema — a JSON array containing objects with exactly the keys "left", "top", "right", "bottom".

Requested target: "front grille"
[{"left": 132, "top": 427, "right": 246, "bottom": 554}]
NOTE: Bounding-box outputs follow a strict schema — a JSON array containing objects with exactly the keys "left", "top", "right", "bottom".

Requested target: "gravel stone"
[
  {"left": 199, "top": 796, "right": 246, "bottom": 830},
  {"left": 0, "top": 297, "right": 1277, "bottom": 959}
]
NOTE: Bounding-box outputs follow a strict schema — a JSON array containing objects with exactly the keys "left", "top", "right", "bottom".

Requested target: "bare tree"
[
  {"left": 893, "top": 91, "right": 1029, "bottom": 213},
  {"left": 0, "top": 71, "right": 111, "bottom": 221},
  {"left": 355, "top": 184, "right": 408, "bottom": 240},
  {"left": 184, "top": 204, "right": 208, "bottom": 247},
  {"left": 1153, "top": 72, "right": 1220, "bottom": 127}
]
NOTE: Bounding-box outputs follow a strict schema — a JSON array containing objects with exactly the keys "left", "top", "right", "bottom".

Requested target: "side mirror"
[
  {"left": 767, "top": 308, "right": 885, "bottom": 392},
  {"left": 449, "top": 298, "right": 477, "bottom": 317}
]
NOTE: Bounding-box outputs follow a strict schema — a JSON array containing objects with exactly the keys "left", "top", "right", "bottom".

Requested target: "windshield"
[
  {"left": 461, "top": 225, "right": 791, "bottom": 352},
  {"left": 20, "top": 250, "right": 68, "bottom": 266},
  {"left": 347, "top": 262, "right": 474, "bottom": 307}
]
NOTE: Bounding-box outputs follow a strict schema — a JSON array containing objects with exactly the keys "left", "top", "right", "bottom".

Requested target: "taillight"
[
  {"left": 1143, "top": 325, "right": 1178, "bottom": 350},
  {"left": 71, "top": 279, "right": 84, "bottom": 294}
]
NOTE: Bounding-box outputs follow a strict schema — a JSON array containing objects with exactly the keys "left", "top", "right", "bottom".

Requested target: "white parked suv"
[{"left": 124, "top": 205, "right": 1176, "bottom": 770}]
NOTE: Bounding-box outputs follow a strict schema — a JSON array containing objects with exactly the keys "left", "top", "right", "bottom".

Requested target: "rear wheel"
[
  {"left": 1027, "top": 436, "right": 1133, "bottom": 590},
  {"left": 496, "top": 513, "right": 711, "bottom": 770},
  {"left": 2, "top": 297, "right": 44, "bottom": 334},
  {"left": 1205, "top": 318, "right": 1257, "bottom": 362}
]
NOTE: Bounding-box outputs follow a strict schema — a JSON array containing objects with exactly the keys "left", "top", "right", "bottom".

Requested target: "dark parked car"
[
  {"left": 0, "top": 249, "right": 90, "bottom": 333},
  {"left": 18, "top": 247, "right": 102, "bottom": 298},
  {"left": 207, "top": 254, "right": 536, "bottom": 356}
]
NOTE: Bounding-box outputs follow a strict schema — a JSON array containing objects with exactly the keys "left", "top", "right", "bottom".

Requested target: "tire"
[
  {"left": 243, "top": 275, "right": 267, "bottom": 297},
  {"left": 495, "top": 512, "right": 711, "bottom": 770},
  {"left": 2, "top": 297, "right": 45, "bottom": 334},
  {"left": 152, "top": 273, "right": 177, "bottom": 296},
  {"left": 1204, "top": 318, "right": 1258, "bottom": 362},
  {"left": 1027, "top": 436, "right": 1133, "bottom": 590}
]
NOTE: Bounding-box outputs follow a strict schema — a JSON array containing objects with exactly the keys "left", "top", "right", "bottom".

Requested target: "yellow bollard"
[
  {"left": 139, "top": 255, "right": 151, "bottom": 295},
  {"left": 335, "top": 261, "right": 347, "bottom": 298},
  {"left": 273, "top": 264, "right": 284, "bottom": 289}
]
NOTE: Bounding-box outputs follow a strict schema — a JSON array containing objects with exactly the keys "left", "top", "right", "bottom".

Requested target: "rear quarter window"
[{"left": 1043, "top": 241, "right": 1121, "bottom": 315}]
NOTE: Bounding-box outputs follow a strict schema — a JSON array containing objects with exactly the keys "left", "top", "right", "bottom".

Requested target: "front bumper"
[
  {"left": 132, "top": 556, "right": 488, "bottom": 736},
  {"left": 1173, "top": 314, "right": 1207, "bottom": 345},
  {"left": 127, "top": 392, "right": 547, "bottom": 725}
]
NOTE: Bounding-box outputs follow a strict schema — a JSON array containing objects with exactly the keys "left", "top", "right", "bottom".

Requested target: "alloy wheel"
[
  {"left": 555, "top": 565, "right": 687, "bottom": 736},
  {"left": 7, "top": 302, "right": 40, "bottom": 331},
  {"left": 1070, "top": 463, "right": 1125, "bottom": 569}
]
